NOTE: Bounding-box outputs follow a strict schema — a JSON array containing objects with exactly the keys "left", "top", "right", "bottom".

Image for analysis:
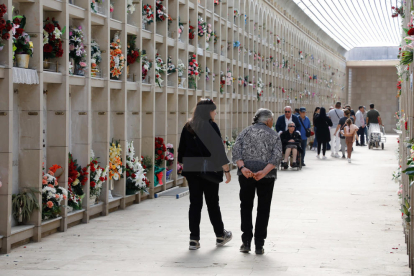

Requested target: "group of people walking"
[{"left": 177, "top": 99, "right": 382, "bottom": 255}]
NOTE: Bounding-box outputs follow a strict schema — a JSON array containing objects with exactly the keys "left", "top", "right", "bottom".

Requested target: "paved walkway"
[{"left": 0, "top": 135, "right": 409, "bottom": 275}]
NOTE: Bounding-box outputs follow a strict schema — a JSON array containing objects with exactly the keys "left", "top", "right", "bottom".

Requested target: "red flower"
[
  {"left": 132, "top": 173, "right": 136, "bottom": 178},
  {"left": 408, "top": 28, "right": 414, "bottom": 36},
  {"left": 56, "top": 49, "right": 64, "bottom": 57},
  {"left": 157, "top": 150, "right": 162, "bottom": 155},
  {"left": 126, "top": 171, "right": 130, "bottom": 177},
  {"left": 44, "top": 23, "right": 55, "bottom": 33},
  {"left": 99, "top": 177, "right": 105, "bottom": 181},
  {"left": 405, "top": 121, "right": 408, "bottom": 130},
  {"left": 44, "top": 44, "right": 53, "bottom": 53},
  {"left": 90, "top": 181, "right": 96, "bottom": 188},
  {"left": 16, "top": 28, "right": 24, "bottom": 35},
  {"left": 2, "top": 32, "right": 9, "bottom": 40}
]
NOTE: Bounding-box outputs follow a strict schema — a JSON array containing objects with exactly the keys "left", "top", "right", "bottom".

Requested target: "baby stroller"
[
  {"left": 280, "top": 142, "right": 302, "bottom": 171},
  {"left": 368, "top": 123, "right": 386, "bottom": 150}
]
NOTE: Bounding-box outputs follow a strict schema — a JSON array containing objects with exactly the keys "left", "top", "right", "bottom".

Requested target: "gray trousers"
[{"left": 340, "top": 138, "right": 346, "bottom": 156}]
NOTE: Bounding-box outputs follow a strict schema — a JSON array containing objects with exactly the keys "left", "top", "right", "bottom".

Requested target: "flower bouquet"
[
  {"left": 142, "top": 51, "right": 152, "bottom": 82},
  {"left": 0, "top": 4, "right": 13, "bottom": 50},
  {"left": 155, "top": 53, "right": 167, "bottom": 87},
  {"left": 67, "top": 153, "right": 89, "bottom": 210},
  {"left": 205, "top": 66, "right": 211, "bottom": 81},
  {"left": 156, "top": 0, "right": 172, "bottom": 24},
  {"left": 91, "top": 40, "right": 102, "bottom": 77},
  {"left": 127, "top": 35, "right": 141, "bottom": 65},
  {"left": 109, "top": 139, "right": 125, "bottom": 182},
  {"left": 234, "top": 9, "right": 240, "bottom": 19},
  {"left": 224, "top": 136, "right": 235, "bottom": 152},
  {"left": 257, "top": 77, "right": 264, "bottom": 100},
  {"left": 188, "top": 54, "right": 200, "bottom": 89},
  {"left": 110, "top": 31, "right": 125, "bottom": 79},
  {"left": 214, "top": 0, "right": 221, "bottom": 6},
  {"left": 226, "top": 70, "right": 232, "bottom": 86},
  {"left": 127, "top": 0, "right": 136, "bottom": 14},
  {"left": 110, "top": 1, "right": 114, "bottom": 15},
  {"left": 178, "top": 20, "right": 185, "bottom": 41},
  {"left": 220, "top": 71, "right": 225, "bottom": 93},
  {"left": 198, "top": 16, "right": 207, "bottom": 38},
  {"left": 126, "top": 141, "right": 149, "bottom": 195},
  {"left": 238, "top": 76, "right": 244, "bottom": 86},
  {"left": 189, "top": 24, "right": 195, "bottom": 40},
  {"left": 42, "top": 164, "right": 67, "bottom": 220},
  {"left": 43, "top": 17, "right": 64, "bottom": 70},
  {"left": 13, "top": 16, "right": 34, "bottom": 68},
  {"left": 155, "top": 137, "right": 167, "bottom": 167},
  {"left": 142, "top": 4, "right": 154, "bottom": 28},
  {"left": 69, "top": 25, "right": 87, "bottom": 75},
  {"left": 88, "top": 150, "right": 109, "bottom": 203},
  {"left": 167, "top": 56, "right": 176, "bottom": 74},
  {"left": 166, "top": 143, "right": 174, "bottom": 168},
  {"left": 205, "top": 24, "right": 213, "bottom": 49},
  {"left": 177, "top": 163, "right": 183, "bottom": 175},
  {"left": 91, "top": 0, "right": 104, "bottom": 14},
  {"left": 141, "top": 155, "right": 153, "bottom": 172}
]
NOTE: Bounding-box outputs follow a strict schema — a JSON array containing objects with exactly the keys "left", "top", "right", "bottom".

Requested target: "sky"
[{"left": 292, "top": 0, "right": 402, "bottom": 50}]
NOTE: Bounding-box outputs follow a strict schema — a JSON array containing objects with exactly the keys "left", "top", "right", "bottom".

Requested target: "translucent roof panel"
[{"left": 292, "top": 0, "right": 402, "bottom": 51}]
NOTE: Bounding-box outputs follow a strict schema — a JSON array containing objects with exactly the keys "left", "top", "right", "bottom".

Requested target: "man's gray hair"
[
  {"left": 284, "top": 106, "right": 292, "bottom": 111},
  {"left": 253, "top": 108, "right": 274, "bottom": 124}
]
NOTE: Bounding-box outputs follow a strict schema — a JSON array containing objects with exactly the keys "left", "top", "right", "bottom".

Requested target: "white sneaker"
[
  {"left": 331, "top": 152, "right": 335, "bottom": 157},
  {"left": 334, "top": 153, "right": 340, "bottom": 158},
  {"left": 316, "top": 155, "right": 320, "bottom": 159},
  {"left": 322, "top": 156, "right": 327, "bottom": 160},
  {"left": 348, "top": 159, "right": 351, "bottom": 163}
]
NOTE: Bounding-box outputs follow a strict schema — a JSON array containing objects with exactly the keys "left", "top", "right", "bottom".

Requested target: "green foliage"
[
  {"left": 142, "top": 155, "right": 153, "bottom": 172},
  {"left": 12, "top": 187, "right": 40, "bottom": 223}
]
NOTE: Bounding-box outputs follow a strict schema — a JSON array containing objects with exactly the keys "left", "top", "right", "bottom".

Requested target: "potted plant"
[
  {"left": 13, "top": 16, "right": 33, "bottom": 69},
  {"left": 12, "top": 187, "right": 40, "bottom": 224}
]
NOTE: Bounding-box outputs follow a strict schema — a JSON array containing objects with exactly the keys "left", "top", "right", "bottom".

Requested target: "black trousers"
[
  {"left": 317, "top": 141, "right": 327, "bottom": 155},
  {"left": 187, "top": 175, "right": 224, "bottom": 240},
  {"left": 239, "top": 175, "right": 275, "bottom": 247}
]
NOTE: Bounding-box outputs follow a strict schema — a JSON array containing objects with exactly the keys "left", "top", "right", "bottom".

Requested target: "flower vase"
[
  {"left": 142, "top": 19, "right": 147, "bottom": 30},
  {"left": 43, "top": 59, "right": 50, "bottom": 70},
  {"left": 67, "top": 206, "right": 74, "bottom": 213},
  {"left": 74, "top": 63, "right": 85, "bottom": 76},
  {"left": 90, "top": 195, "right": 97, "bottom": 205},
  {"left": 178, "top": 77, "right": 186, "bottom": 88},
  {"left": 16, "top": 54, "right": 30, "bottom": 69}
]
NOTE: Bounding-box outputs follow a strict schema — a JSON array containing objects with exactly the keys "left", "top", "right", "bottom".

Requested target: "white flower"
[
  {"left": 43, "top": 30, "right": 49, "bottom": 45},
  {"left": 53, "top": 27, "right": 62, "bottom": 39}
]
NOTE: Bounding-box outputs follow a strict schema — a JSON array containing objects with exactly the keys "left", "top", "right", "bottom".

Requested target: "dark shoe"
[
  {"left": 356, "top": 142, "right": 360, "bottom": 146},
  {"left": 291, "top": 162, "right": 297, "bottom": 168},
  {"left": 255, "top": 246, "right": 264, "bottom": 255},
  {"left": 216, "top": 229, "right": 232, "bottom": 246},
  {"left": 282, "top": 162, "right": 288, "bottom": 169},
  {"left": 342, "top": 155, "right": 346, "bottom": 159},
  {"left": 302, "top": 163, "right": 306, "bottom": 166},
  {"left": 189, "top": 240, "right": 200, "bottom": 250},
  {"left": 361, "top": 144, "right": 366, "bottom": 146},
  {"left": 240, "top": 241, "right": 251, "bottom": 253}
]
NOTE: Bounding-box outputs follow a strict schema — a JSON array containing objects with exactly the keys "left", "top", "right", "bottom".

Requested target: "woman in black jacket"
[
  {"left": 178, "top": 98, "right": 232, "bottom": 250},
  {"left": 312, "top": 107, "right": 320, "bottom": 150},
  {"left": 313, "top": 107, "right": 333, "bottom": 159}
]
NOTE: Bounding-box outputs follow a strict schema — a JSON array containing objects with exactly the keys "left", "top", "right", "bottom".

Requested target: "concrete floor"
[{"left": 0, "top": 135, "right": 410, "bottom": 275}]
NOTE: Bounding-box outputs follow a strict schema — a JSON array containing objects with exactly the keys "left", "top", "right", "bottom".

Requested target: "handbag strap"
[
  {"left": 334, "top": 110, "right": 341, "bottom": 119},
  {"left": 298, "top": 116, "right": 307, "bottom": 130}
]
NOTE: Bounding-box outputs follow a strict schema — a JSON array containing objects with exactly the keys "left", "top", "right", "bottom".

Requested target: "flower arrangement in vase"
[
  {"left": 155, "top": 53, "right": 167, "bottom": 87},
  {"left": 42, "top": 164, "right": 67, "bottom": 220},
  {"left": 13, "top": 16, "right": 34, "bottom": 68},
  {"left": 142, "top": 51, "right": 152, "bottom": 82},
  {"left": 91, "top": 40, "right": 102, "bottom": 78},
  {"left": 142, "top": 4, "right": 154, "bottom": 27},
  {"left": 166, "top": 56, "right": 176, "bottom": 74},
  {"left": 205, "top": 66, "right": 211, "bottom": 81},
  {"left": 0, "top": 4, "right": 13, "bottom": 50},
  {"left": 234, "top": 9, "right": 240, "bottom": 19},
  {"left": 166, "top": 143, "right": 174, "bottom": 168},
  {"left": 109, "top": 139, "right": 125, "bottom": 182},
  {"left": 226, "top": 70, "right": 233, "bottom": 86},
  {"left": 188, "top": 54, "right": 200, "bottom": 89},
  {"left": 43, "top": 17, "right": 64, "bottom": 70},
  {"left": 69, "top": 25, "right": 87, "bottom": 75},
  {"left": 67, "top": 153, "right": 89, "bottom": 211},
  {"left": 257, "top": 77, "right": 264, "bottom": 100},
  {"left": 178, "top": 20, "right": 185, "bottom": 41},
  {"left": 224, "top": 136, "right": 235, "bottom": 152},
  {"left": 198, "top": 16, "right": 207, "bottom": 38},
  {"left": 127, "top": 0, "right": 136, "bottom": 14},
  {"left": 110, "top": 1, "right": 114, "bottom": 15},
  {"left": 127, "top": 35, "right": 141, "bottom": 66},
  {"left": 214, "top": 0, "right": 221, "bottom": 6},
  {"left": 220, "top": 71, "right": 225, "bottom": 93},
  {"left": 155, "top": 0, "right": 172, "bottom": 23},
  {"left": 88, "top": 150, "right": 109, "bottom": 204},
  {"left": 177, "top": 163, "right": 183, "bottom": 175},
  {"left": 189, "top": 24, "right": 195, "bottom": 40},
  {"left": 110, "top": 31, "right": 125, "bottom": 79},
  {"left": 155, "top": 137, "right": 167, "bottom": 167},
  {"left": 238, "top": 76, "right": 244, "bottom": 86},
  {"left": 91, "top": 0, "right": 104, "bottom": 14},
  {"left": 125, "top": 141, "right": 149, "bottom": 195}
]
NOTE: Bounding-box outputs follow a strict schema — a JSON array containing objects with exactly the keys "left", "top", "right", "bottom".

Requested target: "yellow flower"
[
  {"left": 29, "top": 41, "right": 33, "bottom": 48},
  {"left": 72, "top": 178, "right": 80, "bottom": 186}
]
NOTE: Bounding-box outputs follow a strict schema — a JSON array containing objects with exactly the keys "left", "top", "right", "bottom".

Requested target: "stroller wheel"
[{"left": 381, "top": 143, "right": 384, "bottom": 150}]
